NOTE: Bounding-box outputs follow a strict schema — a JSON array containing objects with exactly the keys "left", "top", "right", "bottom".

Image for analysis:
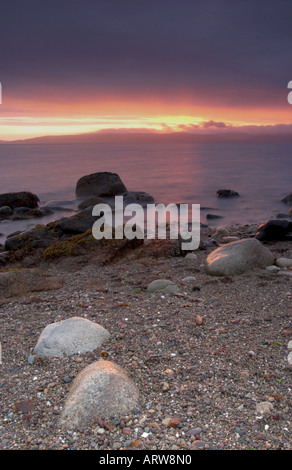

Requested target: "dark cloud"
[
  {"left": 202, "top": 121, "right": 230, "bottom": 129},
  {"left": 0, "top": 0, "right": 291, "bottom": 108}
]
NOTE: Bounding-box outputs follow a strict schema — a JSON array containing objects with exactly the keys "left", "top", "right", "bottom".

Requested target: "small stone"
[
  {"left": 146, "top": 279, "right": 180, "bottom": 294},
  {"left": 265, "top": 265, "right": 281, "bottom": 272},
  {"left": 256, "top": 401, "right": 274, "bottom": 415},
  {"left": 191, "top": 440, "right": 206, "bottom": 449},
  {"left": 186, "top": 427, "right": 202, "bottom": 437},
  {"left": 162, "top": 417, "right": 181, "bottom": 428},
  {"left": 275, "top": 258, "right": 292, "bottom": 268},
  {"left": 214, "top": 227, "right": 229, "bottom": 238},
  {"left": 27, "top": 355, "right": 35, "bottom": 365},
  {"left": 195, "top": 315, "right": 203, "bottom": 326},
  {"left": 161, "top": 382, "right": 170, "bottom": 392},
  {"left": 240, "top": 370, "right": 250, "bottom": 379},
  {"left": 62, "top": 376, "right": 72, "bottom": 383},
  {"left": 183, "top": 253, "right": 197, "bottom": 261},
  {"left": 182, "top": 276, "right": 196, "bottom": 282}
]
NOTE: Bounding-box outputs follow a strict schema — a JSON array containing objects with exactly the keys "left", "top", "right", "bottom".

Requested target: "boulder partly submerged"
[
  {"left": 0, "top": 191, "right": 39, "bottom": 209},
  {"left": 206, "top": 238, "right": 274, "bottom": 276},
  {"left": 216, "top": 189, "right": 239, "bottom": 198},
  {"left": 76, "top": 172, "right": 127, "bottom": 198},
  {"left": 59, "top": 360, "right": 139, "bottom": 429}
]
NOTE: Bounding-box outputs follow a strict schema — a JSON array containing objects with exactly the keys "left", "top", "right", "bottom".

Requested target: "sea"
[{"left": 0, "top": 142, "right": 291, "bottom": 243}]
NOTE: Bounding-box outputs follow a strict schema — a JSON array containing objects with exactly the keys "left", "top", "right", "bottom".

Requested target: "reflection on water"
[{"left": 0, "top": 142, "right": 291, "bottom": 243}]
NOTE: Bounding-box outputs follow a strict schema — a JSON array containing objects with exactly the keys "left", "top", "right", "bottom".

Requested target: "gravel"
[{"left": 0, "top": 224, "right": 291, "bottom": 450}]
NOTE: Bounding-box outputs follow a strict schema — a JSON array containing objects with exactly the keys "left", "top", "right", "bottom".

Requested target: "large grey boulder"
[
  {"left": 206, "top": 238, "right": 274, "bottom": 276},
  {"left": 59, "top": 360, "right": 139, "bottom": 429},
  {"left": 33, "top": 317, "right": 110, "bottom": 357},
  {"left": 76, "top": 172, "right": 127, "bottom": 198}
]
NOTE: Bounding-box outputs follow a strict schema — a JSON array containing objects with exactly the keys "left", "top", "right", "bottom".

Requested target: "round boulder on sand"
[
  {"left": 33, "top": 317, "right": 110, "bottom": 357},
  {"left": 59, "top": 360, "right": 139, "bottom": 429},
  {"left": 206, "top": 238, "right": 274, "bottom": 276}
]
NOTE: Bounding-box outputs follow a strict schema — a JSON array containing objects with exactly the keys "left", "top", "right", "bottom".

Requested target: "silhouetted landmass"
[{"left": 1, "top": 130, "right": 292, "bottom": 144}]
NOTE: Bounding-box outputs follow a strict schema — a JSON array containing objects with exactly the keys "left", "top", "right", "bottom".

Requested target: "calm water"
[{"left": 0, "top": 142, "right": 291, "bottom": 242}]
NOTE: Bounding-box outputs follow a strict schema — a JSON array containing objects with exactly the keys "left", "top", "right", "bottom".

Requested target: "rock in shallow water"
[
  {"left": 0, "top": 191, "right": 39, "bottom": 209},
  {"left": 206, "top": 238, "right": 274, "bottom": 276},
  {"left": 76, "top": 172, "right": 127, "bottom": 198},
  {"left": 216, "top": 189, "right": 239, "bottom": 198},
  {"left": 59, "top": 360, "right": 139, "bottom": 429}
]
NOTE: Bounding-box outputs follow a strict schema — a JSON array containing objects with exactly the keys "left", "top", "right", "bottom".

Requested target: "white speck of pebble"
[
  {"left": 265, "top": 425, "right": 269, "bottom": 431},
  {"left": 141, "top": 432, "right": 149, "bottom": 438}
]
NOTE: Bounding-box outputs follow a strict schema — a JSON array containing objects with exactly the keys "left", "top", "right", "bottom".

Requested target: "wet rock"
[
  {"left": 33, "top": 316, "right": 110, "bottom": 357},
  {"left": 255, "top": 219, "right": 292, "bottom": 241},
  {"left": 54, "top": 207, "right": 100, "bottom": 235},
  {"left": 216, "top": 189, "right": 239, "bottom": 198},
  {"left": 44, "top": 200, "right": 74, "bottom": 211},
  {"left": 76, "top": 172, "right": 127, "bottom": 198},
  {"left": 0, "top": 206, "right": 13, "bottom": 217},
  {"left": 0, "top": 191, "right": 39, "bottom": 209},
  {"left": 120, "top": 191, "right": 155, "bottom": 206},
  {"left": 77, "top": 196, "right": 106, "bottom": 210},
  {"left": 4, "top": 226, "right": 58, "bottom": 252},
  {"left": 59, "top": 360, "right": 139, "bottom": 429},
  {"left": 11, "top": 207, "right": 47, "bottom": 219},
  {"left": 0, "top": 251, "right": 9, "bottom": 265},
  {"left": 281, "top": 193, "right": 292, "bottom": 205},
  {"left": 206, "top": 213, "right": 223, "bottom": 220},
  {"left": 206, "top": 238, "right": 274, "bottom": 276}
]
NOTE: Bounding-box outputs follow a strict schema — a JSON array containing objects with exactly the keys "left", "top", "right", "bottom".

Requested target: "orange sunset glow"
[{"left": 1, "top": 90, "right": 292, "bottom": 141}]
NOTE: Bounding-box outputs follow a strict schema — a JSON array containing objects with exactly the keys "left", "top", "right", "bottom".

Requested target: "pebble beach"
[{"left": 0, "top": 219, "right": 291, "bottom": 451}]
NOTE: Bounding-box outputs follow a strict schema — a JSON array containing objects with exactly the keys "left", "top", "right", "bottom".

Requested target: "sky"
[{"left": 0, "top": 0, "right": 292, "bottom": 140}]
